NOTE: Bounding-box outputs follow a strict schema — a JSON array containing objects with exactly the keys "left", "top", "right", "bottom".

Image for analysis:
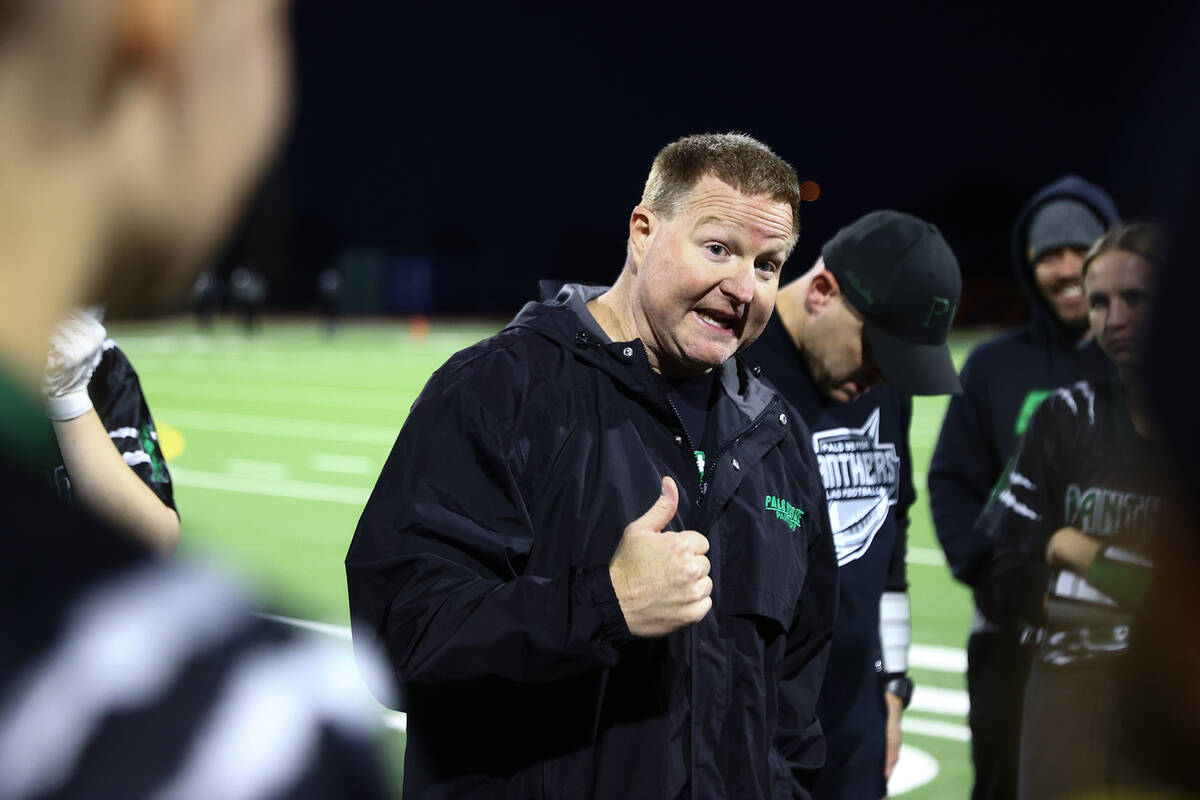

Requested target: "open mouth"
[{"left": 694, "top": 309, "right": 737, "bottom": 332}]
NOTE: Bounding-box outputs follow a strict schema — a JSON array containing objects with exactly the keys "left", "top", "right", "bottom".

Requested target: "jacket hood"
[
  {"left": 507, "top": 281, "right": 777, "bottom": 421},
  {"left": 1009, "top": 175, "right": 1120, "bottom": 342}
]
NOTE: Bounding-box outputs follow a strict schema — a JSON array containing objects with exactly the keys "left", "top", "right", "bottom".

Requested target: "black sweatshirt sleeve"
[
  {"left": 888, "top": 395, "right": 915, "bottom": 594},
  {"left": 971, "top": 401, "right": 1060, "bottom": 628},
  {"left": 928, "top": 353, "right": 1000, "bottom": 587}
]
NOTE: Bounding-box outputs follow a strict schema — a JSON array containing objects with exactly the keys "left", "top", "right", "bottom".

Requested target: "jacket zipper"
[
  {"left": 658, "top": 389, "right": 705, "bottom": 503},
  {"left": 662, "top": 384, "right": 779, "bottom": 509},
  {"left": 695, "top": 399, "right": 778, "bottom": 506}
]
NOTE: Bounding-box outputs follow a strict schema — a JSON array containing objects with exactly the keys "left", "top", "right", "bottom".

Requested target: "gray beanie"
[{"left": 1026, "top": 198, "right": 1106, "bottom": 264}]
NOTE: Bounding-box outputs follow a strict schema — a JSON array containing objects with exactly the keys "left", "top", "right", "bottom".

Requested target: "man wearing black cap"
[
  {"left": 744, "top": 210, "right": 962, "bottom": 799},
  {"left": 927, "top": 176, "right": 1118, "bottom": 800}
]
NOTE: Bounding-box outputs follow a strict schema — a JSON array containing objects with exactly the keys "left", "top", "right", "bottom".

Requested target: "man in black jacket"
[
  {"left": 927, "top": 176, "right": 1119, "bottom": 799},
  {"left": 347, "top": 133, "right": 839, "bottom": 799},
  {"left": 744, "top": 211, "right": 962, "bottom": 800}
]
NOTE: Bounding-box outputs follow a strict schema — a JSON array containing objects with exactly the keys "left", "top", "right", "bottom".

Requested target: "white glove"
[{"left": 43, "top": 308, "right": 107, "bottom": 421}]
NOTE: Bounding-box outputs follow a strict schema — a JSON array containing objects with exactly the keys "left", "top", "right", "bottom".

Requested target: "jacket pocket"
[{"left": 723, "top": 531, "right": 802, "bottom": 633}]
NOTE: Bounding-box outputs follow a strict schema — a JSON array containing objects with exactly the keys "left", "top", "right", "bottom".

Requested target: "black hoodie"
[{"left": 928, "top": 175, "right": 1119, "bottom": 591}]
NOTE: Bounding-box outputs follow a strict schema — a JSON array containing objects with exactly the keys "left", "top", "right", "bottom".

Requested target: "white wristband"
[
  {"left": 46, "top": 389, "right": 93, "bottom": 421},
  {"left": 880, "top": 591, "right": 911, "bottom": 674}
]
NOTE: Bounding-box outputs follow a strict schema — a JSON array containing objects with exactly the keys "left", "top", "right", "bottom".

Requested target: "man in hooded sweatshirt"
[{"left": 927, "top": 175, "right": 1119, "bottom": 800}]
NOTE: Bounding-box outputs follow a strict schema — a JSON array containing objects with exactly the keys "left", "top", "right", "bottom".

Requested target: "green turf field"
[{"left": 111, "top": 316, "right": 997, "bottom": 798}]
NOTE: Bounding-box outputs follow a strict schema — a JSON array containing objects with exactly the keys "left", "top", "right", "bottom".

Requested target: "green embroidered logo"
[
  {"left": 693, "top": 450, "right": 706, "bottom": 479},
  {"left": 842, "top": 269, "right": 875, "bottom": 305},
  {"left": 764, "top": 494, "right": 806, "bottom": 532},
  {"left": 923, "top": 296, "right": 957, "bottom": 328}
]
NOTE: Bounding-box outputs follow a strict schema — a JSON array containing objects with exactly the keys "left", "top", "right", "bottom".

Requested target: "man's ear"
[
  {"left": 805, "top": 267, "right": 841, "bottom": 314},
  {"left": 112, "top": 0, "right": 187, "bottom": 88},
  {"left": 627, "top": 204, "right": 656, "bottom": 271}
]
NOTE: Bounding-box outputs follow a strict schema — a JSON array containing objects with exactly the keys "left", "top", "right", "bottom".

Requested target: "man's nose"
[
  {"left": 721, "top": 260, "right": 756, "bottom": 305},
  {"left": 1058, "top": 250, "right": 1084, "bottom": 279}
]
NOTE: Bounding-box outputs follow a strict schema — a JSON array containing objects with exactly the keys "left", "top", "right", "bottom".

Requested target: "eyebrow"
[{"left": 693, "top": 216, "right": 791, "bottom": 247}]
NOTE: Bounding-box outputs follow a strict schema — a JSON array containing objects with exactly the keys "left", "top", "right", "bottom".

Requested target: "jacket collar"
[{"left": 508, "top": 281, "right": 776, "bottom": 422}]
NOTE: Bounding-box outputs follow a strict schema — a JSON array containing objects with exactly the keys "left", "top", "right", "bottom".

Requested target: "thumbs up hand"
[{"left": 609, "top": 476, "right": 713, "bottom": 638}]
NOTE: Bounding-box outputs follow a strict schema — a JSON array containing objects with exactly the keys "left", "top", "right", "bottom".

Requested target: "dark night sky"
[{"left": 222, "top": 1, "right": 1200, "bottom": 321}]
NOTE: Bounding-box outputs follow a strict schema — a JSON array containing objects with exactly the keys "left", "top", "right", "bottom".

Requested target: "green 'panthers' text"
[{"left": 765, "top": 494, "right": 805, "bottom": 532}]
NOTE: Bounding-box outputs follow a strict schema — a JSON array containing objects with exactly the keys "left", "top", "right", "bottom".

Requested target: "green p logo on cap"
[{"left": 923, "top": 296, "right": 955, "bottom": 328}]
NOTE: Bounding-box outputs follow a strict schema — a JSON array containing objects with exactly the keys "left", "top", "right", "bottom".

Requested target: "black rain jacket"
[
  {"left": 346, "top": 283, "right": 838, "bottom": 799},
  {"left": 928, "top": 176, "right": 1118, "bottom": 592}
]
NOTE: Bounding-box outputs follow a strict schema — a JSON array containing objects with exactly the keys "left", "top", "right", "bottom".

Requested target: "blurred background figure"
[
  {"left": 928, "top": 175, "right": 1119, "bottom": 800},
  {"left": 973, "top": 223, "right": 1170, "bottom": 798},
  {"left": 0, "top": 1, "right": 395, "bottom": 797},
  {"left": 317, "top": 267, "right": 343, "bottom": 337},
  {"left": 231, "top": 265, "right": 268, "bottom": 334},
  {"left": 190, "top": 271, "right": 225, "bottom": 331}
]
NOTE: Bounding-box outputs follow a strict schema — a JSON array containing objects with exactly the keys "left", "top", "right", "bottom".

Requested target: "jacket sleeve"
[
  {"left": 774, "top": 482, "right": 839, "bottom": 798},
  {"left": 345, "top": 361, "right": 632, "bottom": 700},
  {"left": 971, "top": 401, "right": 1059, "bottom": 628},
  {"left": 928, "top": 353, "right": 1000, "bottom": 587}
]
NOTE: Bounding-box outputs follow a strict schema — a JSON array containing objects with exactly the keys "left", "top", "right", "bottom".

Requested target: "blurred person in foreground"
[
  {"left": 347, "top": 132, "right": 838, "bottom": 798},
  {"left": 974, "top": 223, "right": 1169, "bottom": 799},
  {"left": 0, "top": 1, "right": 393, "bottom": 798},
  {"left": 743, "top": 210, "right": 962, "bottom": 799},
  {"left": 928, "top": 175, "right": 1119, "bottom": 799}
]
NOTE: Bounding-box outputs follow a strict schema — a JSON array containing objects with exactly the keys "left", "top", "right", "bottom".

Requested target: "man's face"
[
  {"left": 1033, "top": 245, "right": 1089, "bottom": 329},
  {"left": 802, "top": 292, "right": 884, "bottom": 403},
  {"left": 627, "top": 175, "right": 793, "bottom": 377},
  {"left": 1085, "top": 248, "right": 1155, "bottom": 370}
]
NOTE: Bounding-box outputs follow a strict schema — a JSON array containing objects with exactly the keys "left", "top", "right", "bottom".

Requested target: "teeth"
[
  {"left": 697, "top": 312, "right": 729, "bottom": 328},
  {"left": 1061, "top": 286, "right": 1082, "bottom": 299}
]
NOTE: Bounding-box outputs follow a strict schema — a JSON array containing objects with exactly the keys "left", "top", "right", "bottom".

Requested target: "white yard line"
[
  {"left": 901, "top": 716, "right": 972, "bottom": 743},
  {"left": 907, "top": 546, "right": 946, "bottom": 566},
  {"left": 911, "top": 685, "right": 970, "bottom": 716},
  {"left": 910, "top": 643, "right": 968, "bottom": 673},
  {"left": 171, "top": 467, "right": 370, "bottom": 505},
  {"left": 150, "top": 383, "right": 413, "bottom": 412},
  {"left": 309, "top": 453, "right": 376, "bottom": 475},
  {"left": 156, "top": 409, "right": 398, "bottom": 444},
  {"left": 889, "top": 744, "right": 940, "bottom": 796},
  {"left": 225, "top": 459, "right": 292, "bottom": 481},
  {"left": 256, "top": 613, "right": 353, "bottom": 640}
]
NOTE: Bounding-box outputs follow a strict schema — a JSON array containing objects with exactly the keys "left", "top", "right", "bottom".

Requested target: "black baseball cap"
[{"left": 821, "top": 210, "right": 962, "bottom": 395}]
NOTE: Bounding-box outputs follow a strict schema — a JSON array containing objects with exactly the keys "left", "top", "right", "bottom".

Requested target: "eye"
[
  {"left": 706, "top": 243, "right": 730, "bottom": 258},
  {"left": 756, "top": 259, "right": 779, "bottom": 275}
]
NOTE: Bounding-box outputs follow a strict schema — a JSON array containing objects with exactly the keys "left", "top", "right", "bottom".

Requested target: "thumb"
[{"left": 635, "top": 475, "right": 679, "bottom": 532}]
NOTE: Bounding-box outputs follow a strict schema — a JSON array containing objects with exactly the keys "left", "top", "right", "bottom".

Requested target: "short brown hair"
[
  {"left": 1081, "top": 222, "right": 1165, "bottom": 279},
  {"left": 640, "top": 133, "right": 802, "bottom": 241}
]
